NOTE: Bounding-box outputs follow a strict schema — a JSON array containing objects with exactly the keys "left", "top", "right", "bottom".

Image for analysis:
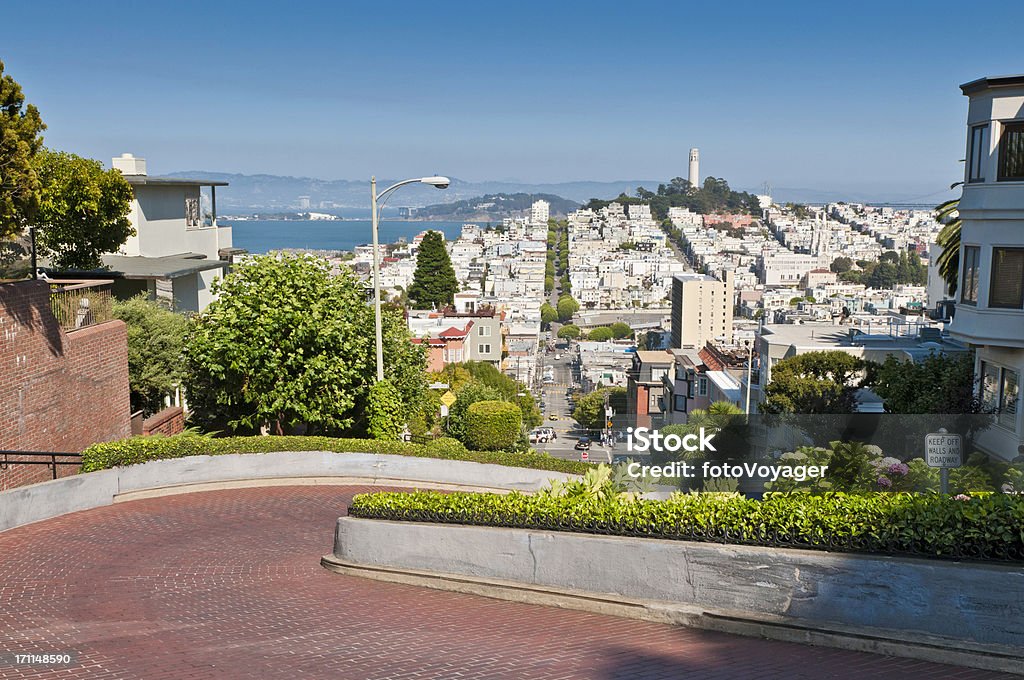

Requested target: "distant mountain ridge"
[{"left": 164, "top": 171, "right": 954, "bottom": 211}]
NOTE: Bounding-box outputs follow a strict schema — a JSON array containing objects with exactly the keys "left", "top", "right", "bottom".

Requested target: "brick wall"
[
  {"left": 1, "top": 281, "right": 131, "bottom": 490},
  {"left": 142, "top": 406, "right": 184, "bottom": 437}
]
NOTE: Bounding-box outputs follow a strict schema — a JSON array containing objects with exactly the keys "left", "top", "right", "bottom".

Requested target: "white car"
[{"left": 555, "top": 354, "right": 562, "bottom": 360}]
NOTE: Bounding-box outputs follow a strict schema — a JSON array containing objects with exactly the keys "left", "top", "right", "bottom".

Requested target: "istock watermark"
[{"left": 626, "top": 426, "right": 717, "bottom": 453}]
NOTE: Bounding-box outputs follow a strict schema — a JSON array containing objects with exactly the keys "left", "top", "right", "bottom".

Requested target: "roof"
[
  {"left": 634, "top": 350, "right": 673, "bottom": 365},
  {"left": 960, "top": 74, "right": 1024, "bottom": 95},
  {"left": 101, "top": 254, "right": 228, "bottom": 279},
  {"left": 122, "top": 175, "right": 229, "bottom": 187},
  {"left": 438, "top": 324, "right": 470, "bottom": 338}
]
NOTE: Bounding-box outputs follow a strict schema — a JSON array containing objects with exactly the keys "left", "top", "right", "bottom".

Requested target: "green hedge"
[
  {"left": 349, "top": 490, "right": 1024, "bottom": 562},
  {"left": 80, "top": 434, "right": 590, "bottom": 475},
  {"left": 465, "top": 400, "right": 522, "bottom": 451}
]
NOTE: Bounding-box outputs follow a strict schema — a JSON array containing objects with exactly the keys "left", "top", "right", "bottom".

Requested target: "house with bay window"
[{"left": 950, "top": 75, "right": 1024, "bottom": 459}]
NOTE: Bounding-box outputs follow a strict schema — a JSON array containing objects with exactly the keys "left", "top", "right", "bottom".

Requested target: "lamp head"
[{"left": 420, "top": 176, "right": 450, "bottom": 189}]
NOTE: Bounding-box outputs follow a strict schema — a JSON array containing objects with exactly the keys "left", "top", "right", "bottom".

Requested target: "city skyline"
[{"left": 3, "top": 0, "right": 1022, "bottom": 200}]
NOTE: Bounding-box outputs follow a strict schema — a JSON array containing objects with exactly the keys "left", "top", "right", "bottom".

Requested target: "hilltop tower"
[{"left": 688, "top": 148, "right": 700, "bottom": 189}]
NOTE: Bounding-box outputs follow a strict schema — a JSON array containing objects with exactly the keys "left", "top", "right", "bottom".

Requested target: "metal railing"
[
  {"left": 1, "top": 450, "right": 84, "bottom": 480},
  {"left": 48, "top": 280, "right": 114, "bottom": 332}
]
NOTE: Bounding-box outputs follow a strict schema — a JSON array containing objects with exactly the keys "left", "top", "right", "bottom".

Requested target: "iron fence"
[{"left": 48, "top": 280, "right": 114, "bottom": 331}]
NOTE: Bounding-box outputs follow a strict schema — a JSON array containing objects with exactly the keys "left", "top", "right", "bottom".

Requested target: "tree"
[
  {"left": 556, "top": 295, "right": 579, "bottom": 322},
  {"left": 557, "top": 324, "right": 581, "bottom": 340},
  {"left": 934, "top": 198, "right": 961, "bottom": 294},
  {"left": 367, "top": 379, "right": 404, "bottom": 441},
  {"left": 34, "top": 149, "right": 134, "bottom": 270},
  {"left": 184, "top": 253, "right": 425, "bottom": 435},
  {"left": 113, "top": 295, "right": 187, "bottom": 417},
  {"left": 572, "top": 387, "right": 627, "bottom": 429},
  {"left": 0, "top": 60, "right": 46, "bottom": 241},
  {"left": 540, "top": 302, "right": 557, "bottom": 325},
  {"left": 867, "top": 352, "right": 979, "bottom": 414},
  {"left": 465, "top": 401, "right": 522, "bottom": 451},
  {"left": 408, "top": 230, "right": 457, "bottom": 309},
  {"left": 761, "top": 351, "right": 866, "bottom": 414},
  {"left": 587, "top": 326, "right": 614, "bottom": 342},
  {"left": 609, "top": 321, "right": 632, "bottom": 339},
  {"left": 830, "top": 256, "right": 853, "bottom": 274}
]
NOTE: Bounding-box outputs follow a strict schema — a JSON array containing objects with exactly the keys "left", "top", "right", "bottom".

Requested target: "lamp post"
[{"left": 371, "top": 175, "right": 450, "bottom": 382}]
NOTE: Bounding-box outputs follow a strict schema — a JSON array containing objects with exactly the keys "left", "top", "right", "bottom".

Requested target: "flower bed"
[
  {"left": 348, "top": 489, "right": 1024, "bottom": 562},
  {"left": 80, "top": 434, "right": 591, "bottom": 475}
]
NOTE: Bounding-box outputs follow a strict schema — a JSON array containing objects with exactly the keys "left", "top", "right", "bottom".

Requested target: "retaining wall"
[
  {"left": 329, "top": 516, "right": 1024, "bottom": 669},
  {"left": 0, "top": 452, "right": 579, "bottom": 533}
]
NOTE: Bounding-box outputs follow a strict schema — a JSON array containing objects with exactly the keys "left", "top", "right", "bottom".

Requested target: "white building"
[
  {"left": 75, "top": 154, "right": 240, "bottom": 312},
  {"left": 948, "top": 75, "right": 1024, "bottom": 459},
  {"left": 529, "top": 199, "right": 550, "bottom": 225}
]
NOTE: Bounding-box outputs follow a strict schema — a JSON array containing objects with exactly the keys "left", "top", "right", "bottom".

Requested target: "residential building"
[
  {"left": 670, "top": 272, "right": 734, "bottom": 349},
  {"left": 948, "top": 75, "right": 1024, "bottom": 458},
  {"left": 47, "top": 154, "right": 240, "bottom": 312},
  {"left": 626, "top": 350, "right": 675, "bottom": 428},
  {"left": 530, "top": 199, "right": 550, "bottom": 225}
]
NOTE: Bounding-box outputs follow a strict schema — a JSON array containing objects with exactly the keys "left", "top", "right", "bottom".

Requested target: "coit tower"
[{"left": 688, "top": 148, "right": 700, "bottom": 189}]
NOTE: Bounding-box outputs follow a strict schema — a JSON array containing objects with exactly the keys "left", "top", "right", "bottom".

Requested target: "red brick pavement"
[{"left": 0, "top": 485, "right": 1012, "bottom": 679}]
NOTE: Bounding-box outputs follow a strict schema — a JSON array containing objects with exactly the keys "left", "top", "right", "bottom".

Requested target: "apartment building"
[
  {"left": 948, "top": 75, "right": 1024, "bottom": 459},
  {"left": 670, "top": 272, "right": 734, "bottom": 349}
]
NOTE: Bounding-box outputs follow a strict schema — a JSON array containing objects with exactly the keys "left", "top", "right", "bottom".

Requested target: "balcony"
[{"left": 48, "top": 280, "right": 114, "bottom": 332}]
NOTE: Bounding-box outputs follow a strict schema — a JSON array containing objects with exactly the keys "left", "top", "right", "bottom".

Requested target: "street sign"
[
  {"left": 925, "top": 431, "right": 963, "bottom": 468},
  {"left": 581, "top": 450, "right": 589, "bottom": 461},
  {"left": 440, "top": 391, "right": 457, "bottom": 408},
  {"left": 440, "top": 404, "right": 449, "bottom": 417}
]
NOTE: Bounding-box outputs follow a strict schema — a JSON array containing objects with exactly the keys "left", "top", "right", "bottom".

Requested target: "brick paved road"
[{"left": 0, "top": 485, "right": 1012, "bottom": 679}]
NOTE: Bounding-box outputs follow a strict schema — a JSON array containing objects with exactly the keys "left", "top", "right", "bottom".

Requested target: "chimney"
[{"left": 112, "top": 153, "right": 147, "bottom": 176}]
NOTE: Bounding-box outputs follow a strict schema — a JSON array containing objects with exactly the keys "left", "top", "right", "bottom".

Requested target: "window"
[
  {"left": 477, "top": 344, "right": 491, "bottom": 355},
  {"left": 989, "top": 248, "right": 1024, "bottom": 309},
  {"left": 698, "top": 377, "right": 708, "bottom": 396},
  {"left": 961, "top": 246, "right": 981, "bottom": 305},
  {"left": 651, "top": 368, "right": 667, "bottom": 383},
  {"left": 981, "top": 363, "right": 1020, "bottom": 431},
  {"left": 997, "top": 122, "right": 1024, "bottom": 181},
  {"left": 478, "top": 325, "right": 491, "bottom": 337},
  {"left": 674, "top": 394, "right": 687, "bottom": 411},
  {"left": 967, "top": 124, "right": 989, "bottom": 183},
  {"left": 1000, "top": 368, "right": 1019, "bottom": 430}
]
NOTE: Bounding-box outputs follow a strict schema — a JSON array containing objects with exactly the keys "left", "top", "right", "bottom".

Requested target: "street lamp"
[{"left": 371, "top": 175, "right": 450, "bottom": 381}]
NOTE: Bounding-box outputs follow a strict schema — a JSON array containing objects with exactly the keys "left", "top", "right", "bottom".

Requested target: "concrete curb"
[
  {"left": 328, "top": 517, "right": 1024, "bottom": 674},
  {"left": 0, "top": 451, "right": 580, "bottom": 533}
]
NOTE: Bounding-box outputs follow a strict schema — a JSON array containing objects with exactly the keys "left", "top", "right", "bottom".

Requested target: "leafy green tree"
[
  {"left": 540, "top": 302, "right": 557, "bottom": 325},
  {"left": 0, "top": 60, "right": 46, "bottom": 241},
  {"left": 867, "top": 352, "right": 979, "bottom": 414},
  {"left": 556, "top": 295, "right": 579, "bottom": 322},
  {"left": 544, "top": 275, "right": 554, "bottom": 292},
  {"left": 761, "top": 351, "right": 866, "bottom": 414},
  {"left": 113, "top": 294, "right": 187, "bottom": 417},
  {"left": 184, "top": 253, "right": 424, "bottom": 435},
  {"left": 408, "top": 230, "right": 457, "bottom": 309},
  {"left": 830, "top": 256, "right": 853, "bottom": 273},
  {"left": 34, "top": 149, "right": 134, "bottom": 269},
  {"left": 465, "top": 400, "right": 522, "bottom": 451},
  {"left": 587, "top": 326, "right": 614, "bottom": 341},
  {"left": 557, "top": 324, "right": 581, "bottom": 340},
  {"left": 367, "top": 379, "right": 404, "bottom": 440},
  {"left": 609, "top": 321, "right": 633, "bottom": 339},
  {"left": 572, "top": 387, "right": 627, "bottom": 429}
]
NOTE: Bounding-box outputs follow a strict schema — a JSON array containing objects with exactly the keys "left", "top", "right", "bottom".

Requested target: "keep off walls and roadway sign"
[{"left": 925, "top": 428, "right": 963, "bottom": 494}]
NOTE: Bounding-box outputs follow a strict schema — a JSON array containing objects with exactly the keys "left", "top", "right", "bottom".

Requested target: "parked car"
[
  {"left": 574, "top": 437, "right": 592, "bottom": 451},
  {"left": 529, "top": 428, "right": 550, "bottom": 444},
  {"left": 540, "top": 427, "right": 556, "bottom": 440},
  {"left": 548, "top": 414, "right": 558, "bottom": 421}
]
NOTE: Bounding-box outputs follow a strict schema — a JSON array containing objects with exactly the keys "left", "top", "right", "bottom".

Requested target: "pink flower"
[
  {"left": 886, "top": 463, "right": 909, "bottom": 476},
  {"left": 877, "top": 476, "right": 892, "bottom": 489},
  {"left": 953, "top": 494, "right": 971, "bottom": 501}
]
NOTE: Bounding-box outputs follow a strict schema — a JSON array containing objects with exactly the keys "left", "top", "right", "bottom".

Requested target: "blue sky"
[{"left": 3, "top": 0, "right": 1022, "bottom": 199}]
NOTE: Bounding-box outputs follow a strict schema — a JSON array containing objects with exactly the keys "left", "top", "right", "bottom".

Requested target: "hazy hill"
[{"left": 415, "top": 193, "right": 578, "bottom": 220}]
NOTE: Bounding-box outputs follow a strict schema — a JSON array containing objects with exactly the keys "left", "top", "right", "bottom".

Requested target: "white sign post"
[{"left": 925, "top": 429, "right": 962, "bottom": 494}]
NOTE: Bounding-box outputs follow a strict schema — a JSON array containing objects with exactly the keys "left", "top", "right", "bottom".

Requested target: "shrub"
[
  {"left": 80, "top": 433, "right": 590, "bottom": 475},
  {"left": 367, "top": 379, "right": 403, "bottom": 441},
  {"left": 465, "top": 401, "right": 522, "bottom": 451},
  {"left": 422, "top": 437, "right": 468, "bottom": 458},
  {"left": 349, "top": 489, "right": 1024, "bottom": 562}
]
